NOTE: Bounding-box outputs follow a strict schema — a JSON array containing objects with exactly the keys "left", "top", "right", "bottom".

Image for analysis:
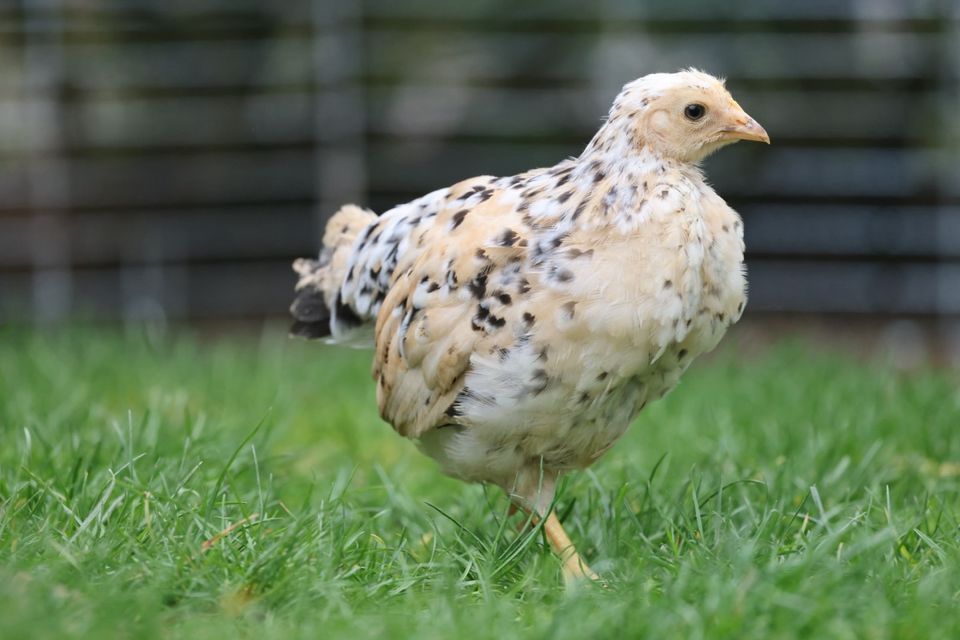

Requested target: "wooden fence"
[{"left": 0, "top": 0, "right": 957, "bottom": 322}]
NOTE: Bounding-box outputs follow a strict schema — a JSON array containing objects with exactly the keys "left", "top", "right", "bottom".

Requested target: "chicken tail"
[{"left": 290, "top": 204, "right": 378, "bottom": 341}]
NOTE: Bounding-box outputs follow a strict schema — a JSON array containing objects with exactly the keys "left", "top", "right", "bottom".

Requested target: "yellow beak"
[{"left": 721, "top": 112, "right": 770, "bottom": 144}]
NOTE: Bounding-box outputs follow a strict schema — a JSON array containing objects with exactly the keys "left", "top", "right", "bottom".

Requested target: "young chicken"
[{"left": 291, "top": 69, "right": 769, "bottom": 582}]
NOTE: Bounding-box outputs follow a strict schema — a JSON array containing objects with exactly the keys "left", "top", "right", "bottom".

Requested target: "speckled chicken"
[{"left": 291, "top": 70, "right": 769, "bottom": 582}]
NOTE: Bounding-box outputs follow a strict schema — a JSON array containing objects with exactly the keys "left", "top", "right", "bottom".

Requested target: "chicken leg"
[{"left": 542, "top": 510, "right": 601, "bottom": 584}]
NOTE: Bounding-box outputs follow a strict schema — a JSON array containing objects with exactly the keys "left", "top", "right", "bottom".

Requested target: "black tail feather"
[
  {"left": 289, "top": 286, "right": 331, "bottom": 339},
  {"left": 289, "top": 319, "right": 332, "bottom": 339},
  {"left": 333, "top": 291, "right": 364, "bottom": 331}
]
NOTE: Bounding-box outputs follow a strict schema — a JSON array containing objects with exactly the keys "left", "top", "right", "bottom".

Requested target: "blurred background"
[{"left": 1, "top": 0, "right": 957, "bottom": 359}]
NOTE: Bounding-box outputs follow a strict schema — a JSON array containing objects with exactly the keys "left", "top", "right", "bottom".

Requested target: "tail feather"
[
  {"left": 290, "top": 259, "right": 332, "bottom": 339},
  {"left": 290, "top": 205, "right": 377, "bottom": 341}
]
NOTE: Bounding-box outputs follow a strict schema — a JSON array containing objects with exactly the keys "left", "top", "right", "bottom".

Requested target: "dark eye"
[{"left": 684, "top": 103, "right": 706, "bottom": 121}]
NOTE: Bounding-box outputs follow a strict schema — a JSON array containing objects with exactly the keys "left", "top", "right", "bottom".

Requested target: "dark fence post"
[
  {"left": 24, "top": 0, "right": 72, "bottom": 322},
  {"left": 312, "top": 0, "right": 367, "bottom": 232}
]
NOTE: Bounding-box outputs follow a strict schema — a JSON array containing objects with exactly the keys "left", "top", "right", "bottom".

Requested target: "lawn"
[{"left": 1, "top": 325, "right": 958, "bottom": 639}]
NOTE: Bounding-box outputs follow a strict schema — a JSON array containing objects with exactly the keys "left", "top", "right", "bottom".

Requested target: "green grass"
[{"left": 1, "top": 325, "right": 958, "bottom": 639}]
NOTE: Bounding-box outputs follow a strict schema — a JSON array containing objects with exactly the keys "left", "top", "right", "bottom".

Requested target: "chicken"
[{"left": 291, "top": 69, "right": 769, "bottom": 583}]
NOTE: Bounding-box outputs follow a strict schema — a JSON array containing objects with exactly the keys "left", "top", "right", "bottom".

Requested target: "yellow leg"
[
  {"left": 542, "top": 510, "right": 601, "bottom": 584},
  {"left": 508, "top": 468, "right": 601, "bottom": 585}
]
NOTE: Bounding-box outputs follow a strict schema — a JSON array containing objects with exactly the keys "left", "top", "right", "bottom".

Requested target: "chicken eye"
[{"left": 684, "top": 103, "right": 706, "bottom": 121}]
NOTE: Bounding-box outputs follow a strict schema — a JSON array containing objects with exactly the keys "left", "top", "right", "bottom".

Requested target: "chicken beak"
[{"left": 721, "top": 112, "right": 770, "bottom": 144}]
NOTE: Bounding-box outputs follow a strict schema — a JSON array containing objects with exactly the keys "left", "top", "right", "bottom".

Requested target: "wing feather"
[{"left": 373, "top": 179, "right": 533, "bottom": 438}]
